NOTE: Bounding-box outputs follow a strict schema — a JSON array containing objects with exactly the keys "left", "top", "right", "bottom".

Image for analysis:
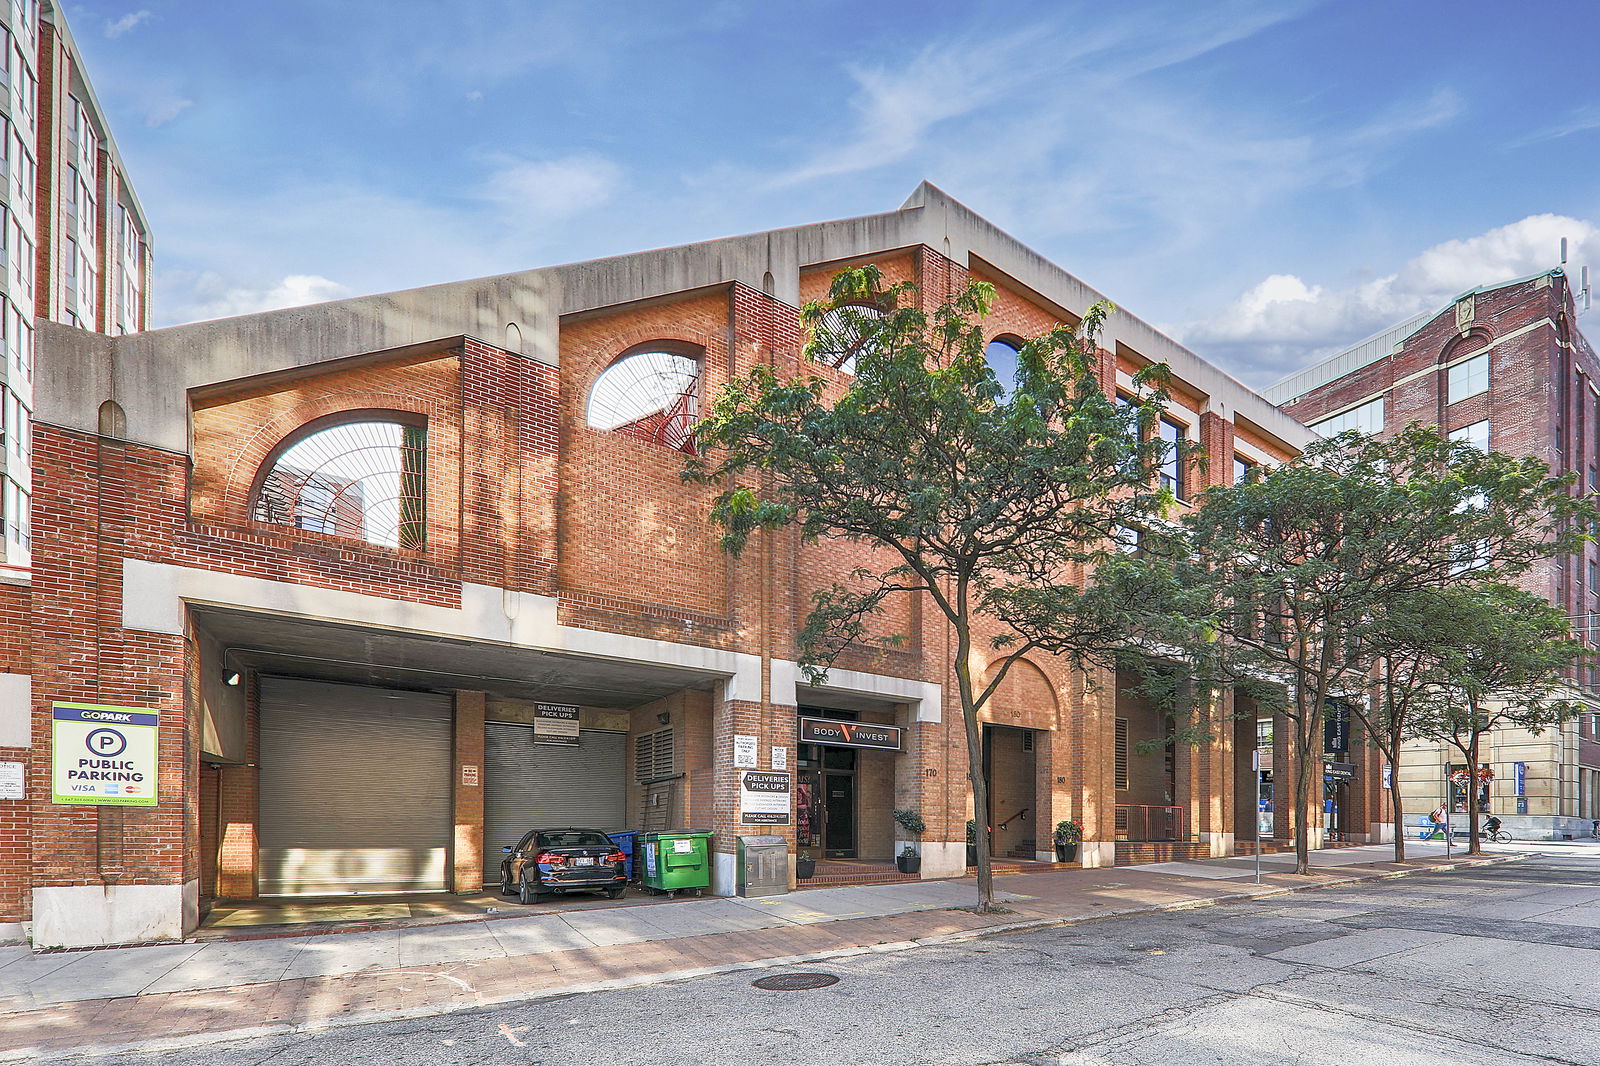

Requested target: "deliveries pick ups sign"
[{"left": 52, "top": 703, "right": 159, "bottom": 806}]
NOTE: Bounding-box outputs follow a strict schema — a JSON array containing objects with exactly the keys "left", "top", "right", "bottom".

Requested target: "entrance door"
[{"left": 823, "top": 771, "right": 856, "bottom": 857}]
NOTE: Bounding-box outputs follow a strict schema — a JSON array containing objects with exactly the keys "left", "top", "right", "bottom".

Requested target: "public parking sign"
[{"left": 51, "top": 703, "right": 159, "bottom": 806}]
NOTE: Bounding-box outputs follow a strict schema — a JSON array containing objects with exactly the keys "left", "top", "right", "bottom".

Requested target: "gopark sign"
[
  {"left": 51, "top": 703, "right": 159, "bottom": 806},
  {"left": 797, "top": 717, "right": 902, "bottom": 752}
]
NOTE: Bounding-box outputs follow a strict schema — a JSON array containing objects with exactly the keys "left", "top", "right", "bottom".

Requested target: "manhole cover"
[{"left": 752, "top": 972, "right": 840, "bottom": 991}]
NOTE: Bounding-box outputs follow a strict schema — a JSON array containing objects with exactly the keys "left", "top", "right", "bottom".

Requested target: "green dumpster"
[{"left": 640, "top": 830, "right": 713, "bottom": 897}]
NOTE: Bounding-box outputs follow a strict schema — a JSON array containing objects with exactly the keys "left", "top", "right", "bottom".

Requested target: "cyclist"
[{"left": 1484, "top": 815, "right": 1502, "bottom": 840}]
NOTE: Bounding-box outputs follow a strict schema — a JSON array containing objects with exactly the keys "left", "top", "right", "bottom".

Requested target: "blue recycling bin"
[{"left": 609, "top": 830, "right": 641, "bottom": 880}]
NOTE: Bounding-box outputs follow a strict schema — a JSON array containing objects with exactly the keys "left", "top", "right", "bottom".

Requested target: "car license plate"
[{"left": 573, "top": 857, "right": 595, "bottom": 866}]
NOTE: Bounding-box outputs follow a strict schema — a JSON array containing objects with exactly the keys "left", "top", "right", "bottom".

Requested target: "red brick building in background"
[
  {"left": 1, "top": 183, "right": 1337, "bottom": 950},
  {"left": 1269, "top": 269, "right": 1600, "bottom": 839}
]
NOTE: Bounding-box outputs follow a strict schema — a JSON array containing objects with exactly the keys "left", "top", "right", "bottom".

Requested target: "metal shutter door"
[
  {"left": 483, "top": 723, "right": 626, "bottom": 886},
  {"left": 259, "top": 677, "right": 453, "bottom": 896}
]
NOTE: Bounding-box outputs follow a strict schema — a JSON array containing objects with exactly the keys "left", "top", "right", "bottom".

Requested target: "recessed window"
[
  {"left": 1159, "top": 417, "right": 1187, "bottom": 500},
  {"left": 1309, "top": 396, "right": 1385, "bottom": 437},
  {"left": 1449, "top": 420, "right": 1490, "bottom": 452},
  {"left": 1233, "top": 457, "right": 1253, "bottom": 485},
  {"left": 586, "top": 349, "right": 701, "bottom": 454},
  {"left": 811, "top": 304, "right": 888, "bottom": 375},
  {"left": 252, "top": 418, "right": 427, "bottom": 550},
  {"left": 1447, "top": 352, "right": 1489, "bottom": 403},
  {"left": 984, "top": 337, "right": 1022, "bottom": 399}
]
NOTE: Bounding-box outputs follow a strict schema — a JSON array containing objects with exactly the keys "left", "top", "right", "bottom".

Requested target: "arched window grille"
[
  {"left": 251, "top": 418, "right": 426, "bottom": 550},
  {"left": 984, "top": 336, "right": 1023, "bottom": 399},
  {"left": 812, "top": 303, "right": 888, "bottom": 375},
  {"left": 586, "top": 349, "right": 701, "bottom": 454}
]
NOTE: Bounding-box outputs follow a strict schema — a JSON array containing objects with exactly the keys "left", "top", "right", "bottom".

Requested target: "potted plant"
[
  {"left": 796, "top": 849, "right": 816, "bottom": 880},
  {"left": 1054, "top": 819, "right": 1082, "bottom": 863},
  {"left": 966, "top": 819, "right": 978, "bottom": 867},
  {"left": 893, "top": 808, "right": 925, "bottom": 873}
]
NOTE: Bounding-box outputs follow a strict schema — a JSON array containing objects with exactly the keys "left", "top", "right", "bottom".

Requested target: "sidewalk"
[{"left": 0, "top": 843, "right": 1523, "bottom": 1061}]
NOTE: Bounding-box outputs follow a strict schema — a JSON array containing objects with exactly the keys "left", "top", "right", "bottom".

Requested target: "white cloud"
[
  {"left": 171, "top": 273, "right": 353, "bottom": 324},
  {"left": 1176, "top": 214, "right": 1600, "bottom": 385},
  {"left": 104, "top": 10, "right": 151, "bottom": 38},
  {"left": 476, "top": 154, "right": 623, "bottom": 222},
  {"left": 144, "top": 96, "right": 193, "bottom": 128}
]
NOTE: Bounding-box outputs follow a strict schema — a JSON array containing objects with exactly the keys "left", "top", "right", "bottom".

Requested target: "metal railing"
[{"left": 1115, "top": 804, "right": 1186, "bottom": 842}]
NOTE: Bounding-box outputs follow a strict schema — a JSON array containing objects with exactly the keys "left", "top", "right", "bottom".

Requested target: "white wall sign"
[
  {"left": 0, "top": 760, "right": 22, "bottom": 800},
  {"left": 740, "top": 770, "right": 791, "bottom": 825},
  {"left": 771, "top": 746, "right": 788, "bottom": 771},
  {"left": 733, "top": 734, "right": 758, "bottom": 769},
  {"left": 51, "top": 703, "right": 159, "bottom": 806}
]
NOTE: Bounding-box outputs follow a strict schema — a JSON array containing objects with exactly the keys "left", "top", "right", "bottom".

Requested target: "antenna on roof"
[
  {"left": 1561, "top": 237, "right": 1569, "bottom": 265},
  {"left": 1583, "top": 265, "right": 1592, "bottom": 314}
]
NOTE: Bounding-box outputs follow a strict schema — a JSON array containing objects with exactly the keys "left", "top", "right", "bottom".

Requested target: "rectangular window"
[
  {"left": 1233, "top": 456, "right": 1252, "bottom": 485},
  {"left": 1309, "top": 396, "right": 1385, "bottom": 437},
  {"left": 1590, "top": 560, "right": 1597, "bottom": 595},
  {"left": 1447, "top": 352, "right": 1489, "bottom": 403},
  {"left": 1159, "top": 417, "right": 1186, "bottom": 500},
  {"left": 634, "top": 727, "right": 674, "bottom": 781},
  {"left": 1114, "top": 717, "right": 1129, "bottom": 790},
  {"left": 1450, "top": 420, "right": 1490, "bottom": 452},
  {"left": 1255, "top": 718, "right": 1273, "bottom": 751}
]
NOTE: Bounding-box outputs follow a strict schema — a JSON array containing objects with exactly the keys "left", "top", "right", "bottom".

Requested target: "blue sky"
[{"left": 65, "top": 0, "right": 1600, "bottom": 387}]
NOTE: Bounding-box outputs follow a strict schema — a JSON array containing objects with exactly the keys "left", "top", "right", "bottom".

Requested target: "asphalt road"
[{"left": 45, "top": 851, "right": 1600, "bottom": 1066}]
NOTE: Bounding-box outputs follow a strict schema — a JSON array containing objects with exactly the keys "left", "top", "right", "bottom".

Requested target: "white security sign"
[
  {"left": 740, "top": 770, "right": 791, "bottom": 825},
  {"left": 733, "top": 734, "right": 758, "bottom": 769},
  {"left": 52, "top": 702, "right": 159, "bottom": 806}
]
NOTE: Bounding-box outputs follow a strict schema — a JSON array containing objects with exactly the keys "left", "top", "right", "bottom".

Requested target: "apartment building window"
[
  {"left": 1591, "top": 560, "right": 1598, "bottom": 596},
  {"left": 1309, "top": 396, "right": 1385, "bottom": 437},
  {"left": 1233, "top": 456, "right": 1253, "bottom": 485},
  {"left": 64, "top": 237, "right": 77, "bottom": 313},
  {"left": 1447, "top": 352, "right": 1489, "bottom": 403},
  {"left": 1450, "top": 420, "right": 1490, "bottom": 452},
  {"left": 1159, "top": 417, "right": 1187, "bottom": 500}
]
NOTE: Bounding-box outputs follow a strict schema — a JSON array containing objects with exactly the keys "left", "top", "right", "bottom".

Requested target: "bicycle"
[{"left": 1484, "top": 827, "right": 1513, "bottom": 843}]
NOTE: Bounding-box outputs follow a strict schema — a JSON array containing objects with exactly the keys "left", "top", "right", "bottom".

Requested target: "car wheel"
[
  {"left": 500, "top": 868, "right": 516, "bottom": 896},
  {"left": 606, "top": 885, "right": 626, "bottom": 900}
]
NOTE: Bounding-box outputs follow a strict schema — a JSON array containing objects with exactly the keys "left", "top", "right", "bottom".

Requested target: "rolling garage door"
[
  {"left": 483, "top": 722, "right": 626, "bottom": 886},
  {"left": 258, "top": 677, "right": 453, "bottom": 896}
]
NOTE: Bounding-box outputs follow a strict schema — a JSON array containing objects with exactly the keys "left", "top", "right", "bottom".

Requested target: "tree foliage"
[
  {"left": 686, "top": 266, "right": 1181, "bottom": 910},
  {"left": 1152, "top": 425, "right": 1591, "bottom": 873}
]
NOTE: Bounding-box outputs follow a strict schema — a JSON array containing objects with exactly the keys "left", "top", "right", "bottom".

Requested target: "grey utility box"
[{"left": 737, "top": 835, "right": 790, "bottom": 897}]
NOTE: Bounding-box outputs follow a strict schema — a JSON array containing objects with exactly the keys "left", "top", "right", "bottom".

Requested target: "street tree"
[
  {"left": 1165, "top": 426, "right": 1591, "bottom": 874},
  {"left": 686, "top": 266, "right": 1179, "bottom": 911},
  {"left": 1406, "top": 583, "right": 1588, "bottom": 854}
]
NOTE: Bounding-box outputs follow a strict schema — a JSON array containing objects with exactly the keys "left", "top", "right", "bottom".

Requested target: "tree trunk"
[
  {"left": 952, "top": 622, "right": 995, "bottom": 912},
  {"left": 1389, "top": 772, "right": 1407, "bottom": 863}
]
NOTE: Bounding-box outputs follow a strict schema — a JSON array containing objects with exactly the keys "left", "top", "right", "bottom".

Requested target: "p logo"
[{"left": 85, "top": 728, "right": 127, "bottom": 758}]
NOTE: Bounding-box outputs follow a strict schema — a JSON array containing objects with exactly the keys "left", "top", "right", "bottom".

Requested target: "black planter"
[
  {"left": 796, "top": 857, "right": 816, "bottom": 880},
  {"left": 965, "top": 844, "right": 977, "bottom": 867},
  {"left": 896, "top": 853, "right": 921, "bottom": 874},
  {"left": 1055, "top": 841, "right": 1079, "bottom": 863}
]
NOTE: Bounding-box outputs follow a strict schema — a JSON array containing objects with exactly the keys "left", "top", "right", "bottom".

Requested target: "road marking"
[{"left": 497, "top": 1023, "right": 528, "bottom": 1046}]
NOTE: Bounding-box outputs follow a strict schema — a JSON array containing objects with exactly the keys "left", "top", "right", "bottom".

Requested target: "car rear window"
[{"left": 537, "top": 831, "right": 614, "bottom": 849}]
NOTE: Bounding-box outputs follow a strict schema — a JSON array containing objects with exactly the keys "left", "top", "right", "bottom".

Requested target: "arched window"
[
  {"left": 812, "top": 303, "right": 888, "bottom": 375},
  {"left": 586, "top": 347, "right": 701, "bottom": 454},
  {"left": 984, "top": 336, "right": 1023, "bottom": 399},
  {"left": 251, "top": 417, "right": 426, "bottom": 550}
]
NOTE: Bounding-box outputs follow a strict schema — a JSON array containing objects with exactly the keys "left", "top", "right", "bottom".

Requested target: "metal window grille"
[
  {"left": 1114, "top": 718, "right": 1129, "bottom": 791},
  {"left": 252, "top": 420, "right": 426, "bottom": 550},
  {"left": 634, "top": 727, "right": 674, "bottom": 781},
  {"left": 811, "top": 303, "right": 888, "bottom": 375},
  {"left": 587, "top": 350, "right": 700, "bottom": 453}
]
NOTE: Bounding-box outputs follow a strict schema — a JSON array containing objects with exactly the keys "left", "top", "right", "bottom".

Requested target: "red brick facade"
[{"left": 4, "top": 213, "right": 1312, "bottom": 941}]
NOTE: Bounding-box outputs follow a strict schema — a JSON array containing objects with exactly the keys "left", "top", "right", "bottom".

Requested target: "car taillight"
[
  {"left": 606, "top": 851, "right": 627, "bottom": 864},
  {"left": 535, "top": 852, "right": 566, "bottom": 866}
]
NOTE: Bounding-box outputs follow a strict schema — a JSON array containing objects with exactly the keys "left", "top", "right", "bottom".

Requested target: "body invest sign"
[
  {"left": 797, "top": 717, "right": 902, "bottom": 751},
  {"left": 52, "top": 703, "right": 159, "bottom": 806}
]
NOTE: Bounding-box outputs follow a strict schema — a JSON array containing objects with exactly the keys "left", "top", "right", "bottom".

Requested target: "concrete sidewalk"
[{"left": 0, "top": 843, "right": 1522, "bottom": 1061}]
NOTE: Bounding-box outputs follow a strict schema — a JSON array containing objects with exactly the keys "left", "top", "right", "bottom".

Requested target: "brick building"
[
  {"left": 1, "top": 183, "right": 1330, "bottom": 950},
  {"left": 1268, "top": 269, "right": 1600, "bottom": 840}
]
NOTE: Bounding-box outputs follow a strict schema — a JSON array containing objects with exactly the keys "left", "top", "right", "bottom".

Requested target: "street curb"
[{"left": 3, "top": 852, "right": 1525, "bottom": 1063}]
